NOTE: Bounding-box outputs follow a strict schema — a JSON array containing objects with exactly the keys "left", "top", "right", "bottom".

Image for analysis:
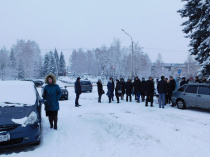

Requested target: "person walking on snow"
[
  {"left": 145, "top": 77, "right": 154, "bottom": 107},
  {"left": 42, "top": 74, "right": 62, "bottom": 130}
]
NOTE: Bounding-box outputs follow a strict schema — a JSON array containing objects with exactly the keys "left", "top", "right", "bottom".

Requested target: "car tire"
[
  {"left": 65, "top": 97, "right": 68, "bottom": 100},
  {"left": 177, "top": 99, "right": 186, "bottom": 109},
  {"left": 90, "top": 90, "right": 92, "bottom": 93}
]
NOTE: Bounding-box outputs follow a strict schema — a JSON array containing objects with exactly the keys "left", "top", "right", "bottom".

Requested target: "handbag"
[{"left": 102, "top": 90, "right": 105, "bottom": 94}]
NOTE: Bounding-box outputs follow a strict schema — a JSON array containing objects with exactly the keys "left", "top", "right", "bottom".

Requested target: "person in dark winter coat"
[
  {"left": 157, "top": 76, "right": 168, "bottom": 108},
  {"left": 169, "top": 76, "right": 176, "bottom": 107},
  {"left": 165, "top": 80, "right": 170, "bottom": 104},
  {"left": 125, "top": 79, "right": 133, "bottom": 102},
  {"left": 145, "top": 77, "right": 154, "bottom": 107},
  {"left": 133, "top": 77, "right": 141, "bottom": 103},
  {"left": 195, "top": 76, "right": 200, "bottom": 83},
  {"left": 120, "top": 78, "right": 126, "bottom": 100},
  {"left": 201, "top": 77, "right": 207, "bottom": 83},
  {"left": 75, "top": 77, "right": 82, "bottom": 107},
  {"left": 180, "top": 77, "right": 188, "bottom": 87},
  {"left": 107, "top": 80, "right": 114, "bottom": 103},
  {"left": 110, "top": 78, "right": 115, "bottom": 101},
  {"left": 42, "top": 74, "right": 62, "bottom": 130},
  {"left": 97, "top": 79, "right": 103, "bottom": 103},
  {"left": 140, "top": 78, "right": 146, "bottom": 102},
  {"left": 115, "top": 80, "right": 122, "bottom": 103}
]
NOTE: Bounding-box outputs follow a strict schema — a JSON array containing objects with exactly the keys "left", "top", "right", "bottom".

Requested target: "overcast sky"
[{"left": 0, "top": 0, "right": 190, "bottom": 64}]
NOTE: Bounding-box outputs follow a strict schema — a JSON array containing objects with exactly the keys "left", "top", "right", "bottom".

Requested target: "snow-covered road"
[{"left": 1, "top": 86, "right": 210, "bottom": 157}]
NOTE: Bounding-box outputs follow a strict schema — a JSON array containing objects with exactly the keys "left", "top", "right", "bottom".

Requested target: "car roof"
[{"left": 187, "top": 83, "right": 210, "bottom": 86}]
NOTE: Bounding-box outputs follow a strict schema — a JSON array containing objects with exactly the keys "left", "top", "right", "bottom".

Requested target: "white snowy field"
[{"left": 1, "top": 86, "right": 210, "bottom": 157}]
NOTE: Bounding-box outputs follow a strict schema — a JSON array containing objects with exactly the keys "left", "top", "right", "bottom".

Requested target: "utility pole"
[{"left": 121, "top": 29, "right": 134, "bottom": 78}]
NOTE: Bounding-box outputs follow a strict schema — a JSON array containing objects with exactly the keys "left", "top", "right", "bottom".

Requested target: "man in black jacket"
[
  {"left": 120, "top": 78, "right": 126, "bottom": 100},
  {"left": 145, "top": 77, "right": 154, "bottom": 107},
  {"left": 169, "top": 76, "right": 176, "bottom": 107},
  {"left": 97, "top": 79, "right": 103, "bottom": 103},
  {"left": 125, "top": 79, "right": 133, "bottom": 102},
  {"left": 133, "top": 77, "right": 141, "bottom": 103},
  {"left": 180, "top": 77, "right": 188, "bottom": 87},
  {"left": 75, "top": 77, "right": 81, "bottom": 107},
  {"left": 140, "top": 78, "right": 146, "bottom": 102},
  {"left": 157, "top": 76, "right": 168, "bottom": 108}
]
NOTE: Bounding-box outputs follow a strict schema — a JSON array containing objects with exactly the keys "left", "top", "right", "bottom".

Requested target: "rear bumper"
[{"left": 0, "top": 122, "right": 41, "bottom": 148}]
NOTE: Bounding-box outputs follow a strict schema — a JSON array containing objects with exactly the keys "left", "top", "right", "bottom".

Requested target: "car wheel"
[
  {"left": 65, "top": 97, "right": 68, "bottom": 100},
  {"left": 90, "top": 90, "right": 92, "bottom": 93},
  {"left": 177, "top": 99, "right": 186, "bottom": 109}
]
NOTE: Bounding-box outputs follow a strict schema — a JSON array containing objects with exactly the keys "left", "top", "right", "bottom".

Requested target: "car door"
[
  {"left": 183, "top": 85, "right": 198, "bottom": 107},
  {"left": 197, "top": 85, "right": 210, "bottom": 109}
]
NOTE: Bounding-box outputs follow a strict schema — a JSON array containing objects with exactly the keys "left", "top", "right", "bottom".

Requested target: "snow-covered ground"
[{"left": 1, "top": 86, "right": 210, "bottom": 157}]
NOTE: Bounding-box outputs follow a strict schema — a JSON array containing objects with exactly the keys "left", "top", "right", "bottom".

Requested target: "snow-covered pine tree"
[
  {"left": 43, "top": 53, "right": 50, "bottom": 77},
  {"left": 48, "top": 51, "right": 58, "bottom": 77},
  {"left": 178, "top": 0, "right": 210, "bottom": 75},
  {"left": 18, "top": 59, "right": 25, "bottom": 80},
  {"left": 54, "top": 48, "right": 60, "bottom": 73},
  {"left": 59, "top": 51, "right": 66, "bottom": 76}
]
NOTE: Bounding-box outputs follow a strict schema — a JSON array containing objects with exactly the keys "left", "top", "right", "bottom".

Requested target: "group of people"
[
  {"left": 42, "top": 73, "right": 209, "bottom": 130},
  {"left": 97, "top": 77, "right": 155, "bottom": 107}
]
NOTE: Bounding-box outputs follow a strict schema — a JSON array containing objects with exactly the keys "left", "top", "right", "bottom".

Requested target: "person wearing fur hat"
[{"left": 42, "top": 74, "right": 62, "bottom": 130}]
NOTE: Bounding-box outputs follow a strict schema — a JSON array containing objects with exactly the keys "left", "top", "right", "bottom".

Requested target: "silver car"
[{"left": 172, "top": 83, "right": 210, "bottom": 109}]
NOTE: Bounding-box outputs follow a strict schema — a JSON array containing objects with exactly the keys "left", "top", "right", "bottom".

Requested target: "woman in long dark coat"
[
  {"left": 97, "top": 79, "right": 103, "bottom": 103},
  {"left": 115, "top": 80, "right": 122, "bottom": 103},
  {"left": 42, "top": 74, "right": 62, "bottom": 130}
]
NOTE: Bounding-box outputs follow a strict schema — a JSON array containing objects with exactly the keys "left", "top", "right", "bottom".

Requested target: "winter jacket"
[
  {"left": 180, "top": 81, "right": 188, "bottom": 87},
  {"left": 125, "top": 82, "right": 133, "bottom": 94},
  {"left": 75, "top": 80, "right": 81, "bottom": 94},
  {"left": 169, "top": 79, "right": 176, "bottom": 93},
  {"left": 133, "top": 79, "right": 141, "bottom": 93},
  {"left": 145, "top": 80, "right": 154, "bottom": 96},
  {"left": 107, "top": 82, "right": 114, "bottom": 97},
  {"left": 97, "top": 81, "right": 103, "bottom": 95},
  {"left": 157, "top": 80, "right": 168, "bottom": 94},
  {"left": 115, "top": 82, "right": 122, "bottom": 96},
  {"left": 140, "top": 81, "right": 146, "bottom": 93},
  {"left": 43, "top": 83, "right": 62, "bottom": 111},
  {"left": 120, "top": 81, "right": 126, "bottom": 94}
]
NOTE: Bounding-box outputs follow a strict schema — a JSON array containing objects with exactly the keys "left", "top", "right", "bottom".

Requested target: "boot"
[
  {"left": 150, "top": 103, "right": 154, "bottom": 107},
  {"left": 53, "top": 117, "right": 58, "bottom": 130},
  {"left": 49, "top": 117, "right": 53, "bottom": 129}
]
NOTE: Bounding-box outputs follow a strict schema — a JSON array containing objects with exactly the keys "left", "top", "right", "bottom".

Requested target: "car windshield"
[
  {"left": 0, "top": 81, "right": 36, "bottom": 106},
  {"left": 81, "top": 81, "right": 91, "bottom": 85}
]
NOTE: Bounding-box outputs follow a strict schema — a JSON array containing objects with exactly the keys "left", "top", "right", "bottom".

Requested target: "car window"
[
  {"left": 198, "top": 86, "right": 210, "bottom": 95},
  {"left": 81, "top": 81, "right": 91, "bottom": 85},
  {"left": 185, "top": 86, "right": 198, "bottom": 94},
  {"left": 178, "top": 85, "right": 188, "bottom": 92}
]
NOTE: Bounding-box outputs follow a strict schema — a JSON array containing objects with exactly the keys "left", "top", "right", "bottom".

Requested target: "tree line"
[{"left": 0, "top": 39, "right": 66, "bottom": 80}]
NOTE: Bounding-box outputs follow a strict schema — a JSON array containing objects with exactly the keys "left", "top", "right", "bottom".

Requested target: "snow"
[
  {"left": 11, "top": 117, "right": 27, "bottom": 127},
  {"left": 0, "top": 81, "right": 36, "bottom": 106},
  {"left": 1, "top": 86, "right": 210, "bottom": 157}
]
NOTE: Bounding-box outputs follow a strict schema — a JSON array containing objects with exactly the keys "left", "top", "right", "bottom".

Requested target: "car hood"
[{"left": 0, "top": 106, "right": 35, "bottom": 125}]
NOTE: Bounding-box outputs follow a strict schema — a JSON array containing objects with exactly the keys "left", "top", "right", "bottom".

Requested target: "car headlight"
[{"left": 25, "top": 111, "right": 38, "bottom": 125}]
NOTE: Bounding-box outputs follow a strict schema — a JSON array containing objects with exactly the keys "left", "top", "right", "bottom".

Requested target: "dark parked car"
[
  {"left": 0, "top": 81, "right": 42, "bottom": 148},
  {"left": 172, "top": 83, "right": 210, "bottom": 109},
  {"left": 80, "top": 80, "right": 93, "bottom": 93},
  {"left": 41, "top": 81, "right": 68, "bottom": 100},
  {"left": 22, "top": 79, "right": 44, "bottom": 87}
]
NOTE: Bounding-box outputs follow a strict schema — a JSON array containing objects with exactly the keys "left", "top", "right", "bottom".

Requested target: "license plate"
[{"left": 0, "top": 134, "right": 10, "bottom": 142}]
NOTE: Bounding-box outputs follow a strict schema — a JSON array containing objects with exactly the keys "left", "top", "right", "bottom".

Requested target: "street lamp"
[{"left": 121, "top": 29, "right": 134, "bottom": 78}]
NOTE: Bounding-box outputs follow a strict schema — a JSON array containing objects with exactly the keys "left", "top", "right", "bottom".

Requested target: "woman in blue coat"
[{"left": 42, "top": 74, "right": 61, "bottom": 130}]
